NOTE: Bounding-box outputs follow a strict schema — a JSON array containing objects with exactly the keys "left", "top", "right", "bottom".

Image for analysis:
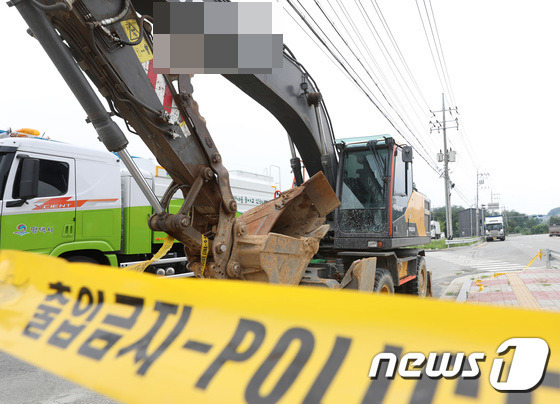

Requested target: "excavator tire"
[
  {"left": 374, "top": 268, "right": 394, "bottom": 294},
  {"left": 406, "top": 257, "right": 428, "bottom": 297}
]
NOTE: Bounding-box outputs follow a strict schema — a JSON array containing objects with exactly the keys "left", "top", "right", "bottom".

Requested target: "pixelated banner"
[
  {"left": 153, "top": 1, "right": 283, "bottom": 74},
  {"left": 0, "top": 250, "right": 560, "bottom": 403}
]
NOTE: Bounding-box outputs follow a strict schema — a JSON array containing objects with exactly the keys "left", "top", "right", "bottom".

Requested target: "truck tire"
[
  {"left": 406, "top": 257, "right": 428, "bottom": 297},
  {"left": 374, "top": 269, "right": 394, "bottom": 294},
  {"left": 65, "top": 255, "right": 99, "bottom": 264}
]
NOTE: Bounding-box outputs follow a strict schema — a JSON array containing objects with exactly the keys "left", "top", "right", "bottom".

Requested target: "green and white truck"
[{"left": 0, "top": 129, "right": 275, "bottom": 273}]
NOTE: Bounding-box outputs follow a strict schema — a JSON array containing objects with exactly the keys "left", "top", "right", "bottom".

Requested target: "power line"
[
  {"left": 331, "top": 0, "right": 440, "bottom": 160},
  {"left": 286, "top": 0, "right": 441, "bottom": 173},
  {"left": 309, "top": 0, "right": 440, "bottom": 170},
  {"left": 420, "top": 0, "right": 479, "bottom": 172},
  {"left": 370, "top": 0, "right": 432, "bottom": 110},
  {"left": 426, "top": 0, "right": 457, "bottom": 106},
  {"left": 357, "top": 0, "right": 431, "bottom": 118},
  {"left": 351, "top": 0, "right": 441, "bottom": 156},
  {"left": 414, "top": 0, "right": 447, "bottom": 96}
]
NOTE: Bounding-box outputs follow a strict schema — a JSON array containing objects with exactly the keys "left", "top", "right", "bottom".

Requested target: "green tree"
[
  {"left": 503, "top": 210, "right": 544, "bottom": 234},
  {"left": 531, "top": 224, "right": 548, "bottom": 234},
  {"left": 431, "top": 205, "right": 465, "bottom": 238},
  {"left": 432, "top": 207, "right": 446, "bottom": 231},
  {"left": 548, "top": 207, "right": 560, "bottom": 216},
  {"left": 549, "top": 216, "right": 560, "bottom": 225}
]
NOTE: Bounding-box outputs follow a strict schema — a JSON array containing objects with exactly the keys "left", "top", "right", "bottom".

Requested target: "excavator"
[{"left": 10, "top": 0, "right": 432, "bottom": 296}]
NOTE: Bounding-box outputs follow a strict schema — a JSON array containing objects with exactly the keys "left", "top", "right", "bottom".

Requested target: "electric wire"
[
  {"left": 370, "top": 0, "right": 431, "bottom": 110},
  {"left": 306, "top": 0, "right": 440, "bottom": 171},
  {"left": 351, "top": 0, "right": 441, "bottom": 156}
]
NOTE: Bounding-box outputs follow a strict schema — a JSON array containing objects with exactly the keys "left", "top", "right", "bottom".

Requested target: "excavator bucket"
[
  {"left": 228, "top": 225, "right": 330, "bottom": 284},
  {"left": 239, "top": 172, "right": 340, "bottom": 237},
  {"left": 191, "top": 172, "right": 340, "bottom": 283}
]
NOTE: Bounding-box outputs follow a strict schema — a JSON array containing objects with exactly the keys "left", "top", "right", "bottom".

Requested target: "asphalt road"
[
  {"left": 426, "top": 234, "right": 560, "bottom": 298},
  {"left": 0, "top": 351, "right": 112, "bottom": 403},
  {"left": 2, "top": 234, "right": 558, "bottom": 403}
]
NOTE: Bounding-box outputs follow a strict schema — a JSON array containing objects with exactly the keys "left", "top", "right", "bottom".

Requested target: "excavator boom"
[{"left": 11, "top": 0, "right": 339, "bottom": 280}]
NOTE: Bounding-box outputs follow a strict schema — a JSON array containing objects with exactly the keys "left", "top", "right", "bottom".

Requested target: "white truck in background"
[
  {"left": 430, "top": 220, "right": 442, "bottom": 239},
  {"left": 484, "top": 215, "right": 505, "bottom": 241},
  {"left": 0, "top": 128, "right": 275, "bottom": 272}
]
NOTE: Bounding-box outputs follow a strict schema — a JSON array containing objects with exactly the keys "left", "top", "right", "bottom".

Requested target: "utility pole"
[
  {"left": 442, "top": 94, "right": 452, "bottom": 239},
  {"left": 430, "top": 93, "right": 458, "bottom": 239},
  {"left": 503, "top": 204, "right": 508, "bottom": 234},
  {"left": 476, "top": 169, "right": 479, "bottom": 236},
  {"left": 476, "top": 170, "right": 489, "bottom": 236}
]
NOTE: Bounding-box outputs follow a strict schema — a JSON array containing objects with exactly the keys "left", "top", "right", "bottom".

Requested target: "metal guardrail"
[
  {"left": 445, "top": 237, "right": 481, "bottom": 247},
  {"left": 544, "top": 249, "right": 560, "bottom": 269}
]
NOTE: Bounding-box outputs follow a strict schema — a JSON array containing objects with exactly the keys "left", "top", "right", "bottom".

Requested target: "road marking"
[
  {"left": 428, "top": 252, "right": 527, "bottom": 273},
  {"left": 507, "top": 273, "right": 541, "bottom": 309},
  {"left": 475, "top": 241, "right": 488, "bottom": 249}
]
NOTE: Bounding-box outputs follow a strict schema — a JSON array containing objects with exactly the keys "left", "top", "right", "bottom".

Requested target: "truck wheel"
[
  {"left": 65, "top": 255, "right": 99, "bottom": 264},
  {"left": 406, "top": 257, "right": 428, "bottom": 297},
  {"left": 374, "top": 269, "right": 394, "bottom": 294}
]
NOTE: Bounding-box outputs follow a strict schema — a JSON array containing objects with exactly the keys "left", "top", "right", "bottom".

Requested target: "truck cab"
[
  {"left": 484, "top": 215, "right": 505, "bottom": 241},
  {"left": 0, "top": 130, "right": 121, "bottom": 260},
  {"left": 0, "top": 129, "right": 187, "bottom": 271},
  {"left": 430, "top": 220, "right": 442, "bottom": 239}
]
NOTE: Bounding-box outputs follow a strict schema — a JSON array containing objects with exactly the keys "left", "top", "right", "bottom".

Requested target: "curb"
[
  {"left": 456, "top": 279, "right": 472, "bottom": 303},
  {"left": 426, "top": 239, "right": 484, "bottom": 252},
  {"left": 437, "top": 271, "right": 500, "bottom": 301}
]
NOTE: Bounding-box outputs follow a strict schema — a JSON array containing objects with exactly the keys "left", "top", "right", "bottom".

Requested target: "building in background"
[{"left": 458, "top": 208, "right": 483, "bottom": 238}]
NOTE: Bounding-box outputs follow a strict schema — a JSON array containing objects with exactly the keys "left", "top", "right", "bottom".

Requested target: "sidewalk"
[{"left": 464, "top": 268, "right": 560, "bottom": 311}]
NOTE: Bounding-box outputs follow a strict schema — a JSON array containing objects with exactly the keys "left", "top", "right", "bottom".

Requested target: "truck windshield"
[
  {"left": 339, "top": 147, "right": 389, "bottom": 233},
  {"left": 0, "top": 152, "right": 15, "bottom": 199},
  {"left": 487, "top": 224, "right": 502, "bottom": 230}
]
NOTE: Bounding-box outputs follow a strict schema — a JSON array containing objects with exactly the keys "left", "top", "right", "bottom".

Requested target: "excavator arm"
[
  {"left": 224, "top": 48, "right": 338, "bottom": 188},
  {"left": 11, "top": 0, "right": 340, "bottom": 282}
]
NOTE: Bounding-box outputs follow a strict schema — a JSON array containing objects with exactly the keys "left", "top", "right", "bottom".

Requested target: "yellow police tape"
[
  {"left": 200, "top": 235, "right": 209, "bottom": 275},
  {"left": 1, "top": 250, "right": 559, "bottom": 403},
  {"left": 476, "top": 250, "right": 543, "bottom": 291},
  {"left": 126, "top": 235, "right": 175, "bottom": 272}
]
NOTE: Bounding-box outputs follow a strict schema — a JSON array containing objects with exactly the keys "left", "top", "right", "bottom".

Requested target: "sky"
[{"left": 1, "top": 0, "right": 559, "bottom": 215}]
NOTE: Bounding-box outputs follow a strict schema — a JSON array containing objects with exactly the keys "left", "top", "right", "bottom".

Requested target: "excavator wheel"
[
  {"left": 406, "top": 257, "right": 428, "bottom": 297},
  {"left": 374, "top": 268, "right": 394, "bottom": 294}
]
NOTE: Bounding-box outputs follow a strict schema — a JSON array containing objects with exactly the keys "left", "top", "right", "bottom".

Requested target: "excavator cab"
[
  {"left": 333, "top": 135, "right": 431, "bottom": 251},
  {"left": 338, "top": 138, "right": 390, "bottom": 234}
]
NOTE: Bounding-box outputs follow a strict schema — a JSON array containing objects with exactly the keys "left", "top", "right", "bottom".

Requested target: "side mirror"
[
  {"left": 402, "top": 146, "right": 413, "bottom": 162},
  {"left": 19, "top": 158, "right": 39, "bottom": 200}
]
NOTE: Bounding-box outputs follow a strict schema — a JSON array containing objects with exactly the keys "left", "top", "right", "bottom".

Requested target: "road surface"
[
  {"left": 426, "top": 234, "right": 560, "bottom": 298},
  {"left": 2, "top": 235, "right": 558, "bottom": 403}
]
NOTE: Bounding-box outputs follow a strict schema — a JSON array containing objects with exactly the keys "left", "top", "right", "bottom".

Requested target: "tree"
[
  {"left": 531, "top": 224, "right": 548, "bottom": 234},
  {"left": 549, "top": 216, "right": 560, "bottom": 225},
  {"left": 503, "top": 210, "right": 545, "bottom": 235},
  {"left": 431, "top": 205, "right": 465, "bottom": 237},
  {"left": 548, "top": 207, "right": 560, "bottom": 216}
]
